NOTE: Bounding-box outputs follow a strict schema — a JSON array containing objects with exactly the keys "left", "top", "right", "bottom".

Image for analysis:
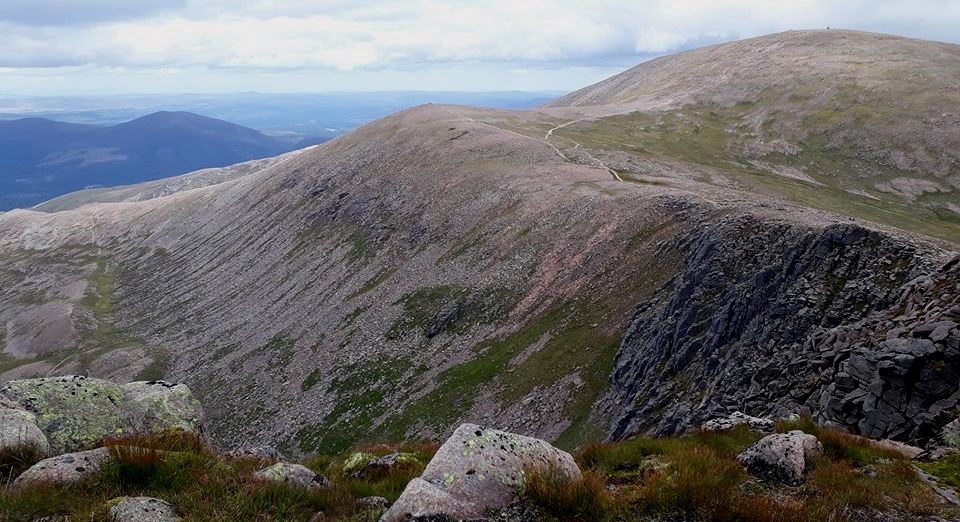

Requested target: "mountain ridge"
[
  {"left": 0, "top": 111, "right": 317, "bottom": 211},
  {"left": 0, "top": 30, "right": 957, "bottom": 459}
]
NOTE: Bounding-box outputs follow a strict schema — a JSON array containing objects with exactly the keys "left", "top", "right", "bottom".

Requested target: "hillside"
[
  {"left": 0, "top": 111, "right": 312, "bottom": 210},
  {"left": 0, "top": 29, "right": 957, "bottom": 463}
]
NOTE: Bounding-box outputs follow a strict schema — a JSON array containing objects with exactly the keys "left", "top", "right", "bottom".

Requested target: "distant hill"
[
  {"left": 0, "top": 111, "right": 320, "bottom": 210},
  {"left": 0, "top": 30, "right": 958, "bottom": 461}
]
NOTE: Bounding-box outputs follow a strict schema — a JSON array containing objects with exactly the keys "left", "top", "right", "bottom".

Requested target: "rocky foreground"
[{"left": 4, "top": 376, "right": 960, "bottom": 520}]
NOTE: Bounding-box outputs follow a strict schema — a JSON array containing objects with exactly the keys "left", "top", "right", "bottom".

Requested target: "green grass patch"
[
  {"left": 920, "top": 454, "right": 960, "bottom": 490},
  {"left": 264, "top": 337, "right": 297, "bottom": 373},
  {"left": 301, "top": 368, "right": 323, "bottom": 392},
  {"left": 134, "top": 347, "right": 171, "bottom": 382},
  {"left": 347, "top": 269, "right": 395, "bottom": 300},
  {"left": 296, "top": 357, "right": 416, "bottom": 454}
]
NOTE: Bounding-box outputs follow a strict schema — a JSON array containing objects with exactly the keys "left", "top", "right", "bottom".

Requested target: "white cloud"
[{"left": 0, "top": 0, "right": 957, "bottom": 93}]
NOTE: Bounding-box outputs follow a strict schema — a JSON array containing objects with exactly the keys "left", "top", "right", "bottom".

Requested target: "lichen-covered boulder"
[
  {"left": 13, "top": 447, "right": 110, "bottom": 486},
  {"left": 737, "top": 430, "right": 823, "bottom": 485},
  {"left": 121, "top": 381, "right": 205, "bottom": 436},
  {"left": 254, "top": 462, "right": 331, "bottom": 490},
  {"left": 0, "top": 376, "right": 206, "bottom": 454},
  {"left": 350, "top": 452, "right": 421, "bottom": 478},
  {"left": 1, "top": 376, "right": 125, "bottom": 454},
  {"left": 382, "top": 424, "right": 581, "bottom": 521},
  {"left": 701, "top": 411, "right": 774, "bottom": 433},
  {"left": 0, "top": 407, "right": 49, "bottom": 454},
  {"left": 109, "top": 496, "right": 180, "bottom": 521},
  {"left": 342, "top": 451, "right": 378, "bottom": 475}
]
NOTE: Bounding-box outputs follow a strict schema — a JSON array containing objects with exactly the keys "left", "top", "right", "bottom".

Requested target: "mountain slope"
[
  {"left": 546, "top": 30, "right": 960, "bottom": 240},
  {"left": 0, "top": 30, "right": 957, "bottom": 457},
  {"left": 0, "top": 111, "right": 303, "bottom": 210}
]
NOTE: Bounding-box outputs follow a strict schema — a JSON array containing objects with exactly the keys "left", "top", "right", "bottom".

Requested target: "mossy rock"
[
  {"left": 121, "top": 381, "right": 205, "bottom": 435},
  {"left": 0, "top": 376, "right": 206, "bottom": 455},
  {"left": 342, "top": 451, "right": 379, "bottom": 475},
  {"left": 1, "top": 376, "right": 125, "bottom": 454}
]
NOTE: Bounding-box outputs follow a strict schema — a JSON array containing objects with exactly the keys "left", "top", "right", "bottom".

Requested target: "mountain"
[
  {"left": 0, "top": 30, "right": 957, "bottom": 460},
  {"left": 0, "top": 111, "right": 312, "bottom": 210}
]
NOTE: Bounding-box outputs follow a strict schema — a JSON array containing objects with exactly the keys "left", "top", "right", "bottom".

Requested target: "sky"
[{"left": 1, "top": 0, "right": 958, "bottom": 95}]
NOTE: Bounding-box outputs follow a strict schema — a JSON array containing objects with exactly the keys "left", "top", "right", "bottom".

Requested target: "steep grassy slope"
[{"left": 0, "top": 30, "right": 957, "bottom": 456}]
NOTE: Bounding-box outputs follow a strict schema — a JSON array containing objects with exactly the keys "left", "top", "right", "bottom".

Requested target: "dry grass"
[
  {"left": 522, "top": 423, "right": 956, "bottom": 522},
  {"left": 2, "top": 426, "right": 957, "bottom": 521},
  {"left": 0, "top": 444, "right": 46, "bottom": 486},
  {"left": 0, "top": 431, "right": 396, "bottom": 521}
]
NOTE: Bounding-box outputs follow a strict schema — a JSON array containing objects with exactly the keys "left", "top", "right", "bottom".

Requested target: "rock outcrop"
[
  {"left": 701, "top": 411, "right": 774, "bottom": 433},
  {"left": 109, "top": 496, "right": 180, "bottom": 522},
  {"left": 345, "top": 451, "right": 421, "bottom": 479},
  {"left": 13, "top": 447, "right": 111, "bottom": 486},
  {"left": 120, "top": 381, "right": 205, "bottom": 436},
  {"left": 383, "top": 424, "right": 581, "bottom": 521},
  {"left": 253, "top": 462, "right": 330, "bottom": 490},
  {"left": 737, "top": 431, "right": 823, "bottom": 485},
  {"left": 0, "top": 407, "right": 49, "bottom": 454},
  {"left": 606, "top": 218, "right": 959, "bottom": 446},
  {"left": 0, "top": 376, "right": 204, "bottom": 455}
]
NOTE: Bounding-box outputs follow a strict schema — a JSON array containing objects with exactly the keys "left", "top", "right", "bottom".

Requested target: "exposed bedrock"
[{"left": 605, "top": 215, "right": 958, "bottom": 445}]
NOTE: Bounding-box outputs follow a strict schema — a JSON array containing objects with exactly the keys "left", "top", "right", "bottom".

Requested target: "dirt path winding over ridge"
[{"left": 543, "top": 113, "right": 636, "bottom": 182}]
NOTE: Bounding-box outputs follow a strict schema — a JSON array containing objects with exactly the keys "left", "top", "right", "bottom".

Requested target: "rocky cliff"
[{"left": 605, "top": 217, "right": 959, "bottom": 444}]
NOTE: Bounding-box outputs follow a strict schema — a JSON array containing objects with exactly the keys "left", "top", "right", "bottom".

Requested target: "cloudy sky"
[{"left": 1, "top": 0, "right": 958, "bottom": 94}]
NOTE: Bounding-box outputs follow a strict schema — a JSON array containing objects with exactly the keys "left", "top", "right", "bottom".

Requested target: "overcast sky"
[{"left": 1, "top": 0, "right": 958, "bottom": 95}]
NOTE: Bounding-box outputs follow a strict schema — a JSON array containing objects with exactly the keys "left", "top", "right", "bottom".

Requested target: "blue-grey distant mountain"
[{"left": 0, "top": 111, "right": 315, "bottom": 210}]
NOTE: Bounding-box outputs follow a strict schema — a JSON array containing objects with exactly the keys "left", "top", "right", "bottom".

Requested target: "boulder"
[
  {"left": 350, "top": 452, "right": 421, "bottom": 478},
  {"left": 737, "top": 430, "right": 823, "bottom": 485},
  {"left": 0, "top": 407, "right": 49, "bottom": 454},
  {"left": 342, "top": 451, "right": 378, "bottom": 475},
  {"left": 941, "top": 418, "right": 960, "bottom": 449},
  {"left": 1, "top": 376, "right": 125, "bottom": 454},
  {"left": 700, "top": 411, "right": 774, "bottom": 432},
  {"left": 253, "top": 462, "right": 330, "bottom": 490},
  {"left": 357, "top": 496, "right": 390, "bottom": 510},
  {"left": 383, "top": 478, "right": 477, "bottom": 521},
  {"left": 228, "top": 446, "right": 282, "bottom": 461},
  {"left": 109, "top": 496, "right": 180, "bottom": 522},
  {"left": 13, "top": 447, "right": 110, "bottom": 486},
  {"left": 0, "top": 376, "right": 206, "bottom": 454},
  {"left": 382, "top": 424, "right": 581, "bottom": 521},
  {"left": 121, "top": 381, "right": 205, "bottom": 436}
]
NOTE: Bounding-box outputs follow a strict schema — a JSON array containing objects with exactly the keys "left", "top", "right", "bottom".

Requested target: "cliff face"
[{"left": 606, "top": 216, "right": 959, "bottom": 444}]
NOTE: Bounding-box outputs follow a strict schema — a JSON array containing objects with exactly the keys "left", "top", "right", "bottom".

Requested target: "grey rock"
[
  {"left": 931, "top": 322, "right": 957, "bottom": 343},
  {"left": 880, "top": 338, "right": 937, "bottom": 357},
  {"left": 352, "top": 452, "right": 421, "bottom": 479},
  {"left": 914, "top": 466, "right": 960, "bottom": 506},
  {"left": 0, "top": 407, "right": 49, "bottom": 455},
  {"left": 1, "top": 376, "right": 126, "bottom": 454},
  {"left": 109, "top": 496, "right": 180, "bottom": 522},
  {"left": 13, "top": 447, "right": 110, "bottom": 486},
  {"left": 0, "top": 376, "right": 205, "bottom": 455},
  {"left": 382, "top": 424, "right": 581, "bottom": 521},
  {"left": 120, "top": 381, "right": 205, "bottom": 436},
  {"left": 228, "top": 446, "right": 282, "bottom": 461},
  {"left": 357, "top": 496, "right": 390, "bottom": 510},
  {"left": 700, "top": 411, "right": 774, "bottom": 432},
  {"left": 382, "top": 478, "right": 478, "bottom": 521},
  {"left": 737, "top": 430, "right": 823, "bottom": 485},
  {"left": 253, "top": 462, "right": 330, "bottom": 490}
]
